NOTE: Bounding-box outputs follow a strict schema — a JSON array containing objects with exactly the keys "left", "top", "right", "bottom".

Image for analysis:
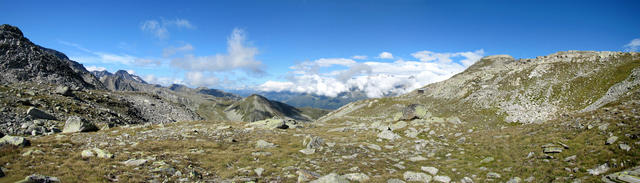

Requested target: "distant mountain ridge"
[
  {"left": 224, "top": 94, "right": 313, "bottom": 122},
  {"left": 230, "top": 90, "right": 369, "bottom": 110}
]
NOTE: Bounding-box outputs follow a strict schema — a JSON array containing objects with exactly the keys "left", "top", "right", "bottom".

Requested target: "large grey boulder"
[
  {"left": 310, "top": 173, "right": 350, "bottom": 183},
  {"left": 54, "top": 86, "right": 73, "bottom": 96},
  {"left": 378, "top": 129, "right": 401, "bottom": 140},
  {"left": 15, "top": 174, "right": 60, "bottom": 183},
  {"left": 26, "top": 107, "right": 56, "bottom": 120},
  {"left": 343, "top": 173, "right": 370, "bottom": 182},
  {"left": 397, "top": 104, "right": 430, "bottom": 121},
  {"left": 0, "top": 135, "right": 30, "bottom": 147},
  {"left": 246, "top": 118, "right": 289, "bottom": 129},
  {"left": 404, "top": 171, "right": 432, "bottom": 182},
  {"left": 62, "top": 116, "right": 98, "bottom": 133},
  {"left": 256, "top": 140, "right": 276, "bottom": 149}
]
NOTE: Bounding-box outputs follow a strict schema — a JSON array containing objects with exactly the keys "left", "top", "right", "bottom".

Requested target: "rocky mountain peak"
[
  {"left": 0, "top": 24, "right": 104, "bottom": 89},
  {"left": 0, "top": 24, "right": 23, "bottom": 38}
]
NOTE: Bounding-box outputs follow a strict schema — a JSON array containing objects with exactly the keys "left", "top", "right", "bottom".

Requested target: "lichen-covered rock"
[
  {"left": 343, "top": 173, "right": 370, "bottom": 182},
  {"left": 54, "top": 85, "right": 73, "bottom": 96},
  {"left": 62, "top": 116, "right": 98, "bottom": 133},
  {"left": 399, "top": 104, "right": 429, "bottom": 121},
  {"left": 404, "top": 171, "right": 431, "bottom": 182},
  {"left": 378, "top": 130, "right": 401, "bottom": 140},
  {"left": 256, "top": 140, "right": 276, "bottom": 149},
  {"left": 310, "top": 173, "right": 349, "bottom": 183},
  {"left": 0, "top": 135, "right": 30, "bottom": 147},
  {"left": 15, "top": 174, "right": 60, "bottom": 183}
]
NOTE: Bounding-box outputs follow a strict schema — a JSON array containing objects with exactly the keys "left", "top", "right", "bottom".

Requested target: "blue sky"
[{"left": 2, "top": 0, "right": 639, "bottom": 97}]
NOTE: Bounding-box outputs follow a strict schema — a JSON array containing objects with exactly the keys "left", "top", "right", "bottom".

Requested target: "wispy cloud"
[
  {"left": 377, "top": 51, "right": 394, "bottom": 59},
  {"left": 624, "top": 38, "right": 640, "bottom": 52},
  {"left": 258, "top": 49, "right": 484, "bottom": 98},
  {"left": 162, "top": 43, "right": 194, "bottom": 57},
  {"left": 60, "top": 41, "right": 161, "bottom": 66},
  {"left": 141, "top": 18, "right": 195, "bottom": 39},
  {"left": 352, "top": 55, "right": 368, "bottom": 60}
]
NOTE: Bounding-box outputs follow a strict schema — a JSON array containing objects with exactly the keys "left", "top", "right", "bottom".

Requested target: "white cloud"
[
  {"left": 258, "top": 49, "right": 484, "bottom": 98},
  {"left": 412, "top": 50, "right": 485, "bottom": 67},
  {"left": 185, "top": 71, "right": 220, "bottom": 87},
  {"left": 85, "top": 66, "right": 106, "bottom": 72},
  {"left": 163, "top": 44, "right": 194, "bottom": 57},
  {"left": 141, "top": 18, "right": 195, "bottom": 39},
  {"left": 377, "top": 51, "right": 394, "bottom": 59},
  {"left": 624, "top": 38, "right": 640, "bottom": 52},
  {"left": 352, "top": 55, "right": 368, "bottom": 60},
  {"left": 170, "top": 28, "right": 264, "bottom": 74},
  {"left": 143, "top": 74, "right": 184, "bottom": 86}
]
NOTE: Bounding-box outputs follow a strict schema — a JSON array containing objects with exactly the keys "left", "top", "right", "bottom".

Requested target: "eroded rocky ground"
[{"left": 1, "top": 89, "right": 639, "bottom": 182}]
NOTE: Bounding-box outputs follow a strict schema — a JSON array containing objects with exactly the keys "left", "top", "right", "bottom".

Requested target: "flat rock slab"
[{"left": 26, "top": 107, "right": 56, "bottom": 120}]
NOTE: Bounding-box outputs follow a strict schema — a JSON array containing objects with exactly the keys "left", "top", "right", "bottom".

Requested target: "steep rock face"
[
  {"left": 224, "top": 94, "right": 312, "bottom": 122},
  {"left": 0, "top": 24, "right": 104, "bottom": 89},
  {"left": 321, "top": 51, "right": 640, "bottom": 124}
]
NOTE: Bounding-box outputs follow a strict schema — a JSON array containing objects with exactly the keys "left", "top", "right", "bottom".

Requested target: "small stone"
[
  {"left": 543, "top": 147, "right": 563, "bottom": 153},
  {"left": 343, "top": 173, "right": 370, "bottom": 182},
  {"left": 606, "top": 136, "right": 618, "bottom": 145},
  {"left": 93, "top": 148, "right": 113, "bottom": 159},
  {"left": 298, "top": 169, "right": 320, "bottom": 182},
  {"left": 619, "top": 144, "right": 631, "bottom": 151},
  {"left": 598, "top": 124, "right": 609, "bottom": 131},
  {"left": 299, "top": 148, "right": 316, "bottom": 155},
  {"left": 80, "top": 149, "right": 94, "bottom": 158},
  {"left": 487, "top": 172, "right": 501, "bottom": 179},
  {"left": 587, "top": 163, "right": 609, "bottom": 175},
  {"left": 22, "top": 149, "right": 44, "bottom": 156},
  {"left": 387, "top": 178, "right": 406, "bottom": 183},
  {"left": 456, "top": 137, "right": 466, "bottom": 143},
  {"left": 564, "top": 155, "right": 577, "bottom": 162},
  {"left": 461, "top": 177, "right": 474, "bottom": 183},
  {"left": 526, "top": 152, "right": 535, "bottom": 159},
  {"left": 480, "top": 157, "right": 494, "bottom": 163},
  {"left": 421, "top": 166, "right": 439, "bottom": 175},
  {"left": 403, "top": 171, "right": 432, "bottom": 182},
  {"left": 409, "top": 156, "right": 427, "bottom": 162},
  {"left": 434, "top": 175, "right": 451, "bottom": 183},
  {"left": 524, "top": 176, "right": 535, "bottom": 182},
  {"left": 254, "top": 167, "right": 264, "bottom": 177},
  {"left": 367, "top": 143, "right": 382, "bottom": 151},
  {"left": 558, "top": 142, "right": 570, "bottom": 149},
  {"left": 390, "top": 121, "right": 407, "bottom": 130},
  {"left": 507, "top": 177, "right": 522, "bottom": 183},
  {"left": 122, "top": 159, "right": 147, "bottom": 166}
]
